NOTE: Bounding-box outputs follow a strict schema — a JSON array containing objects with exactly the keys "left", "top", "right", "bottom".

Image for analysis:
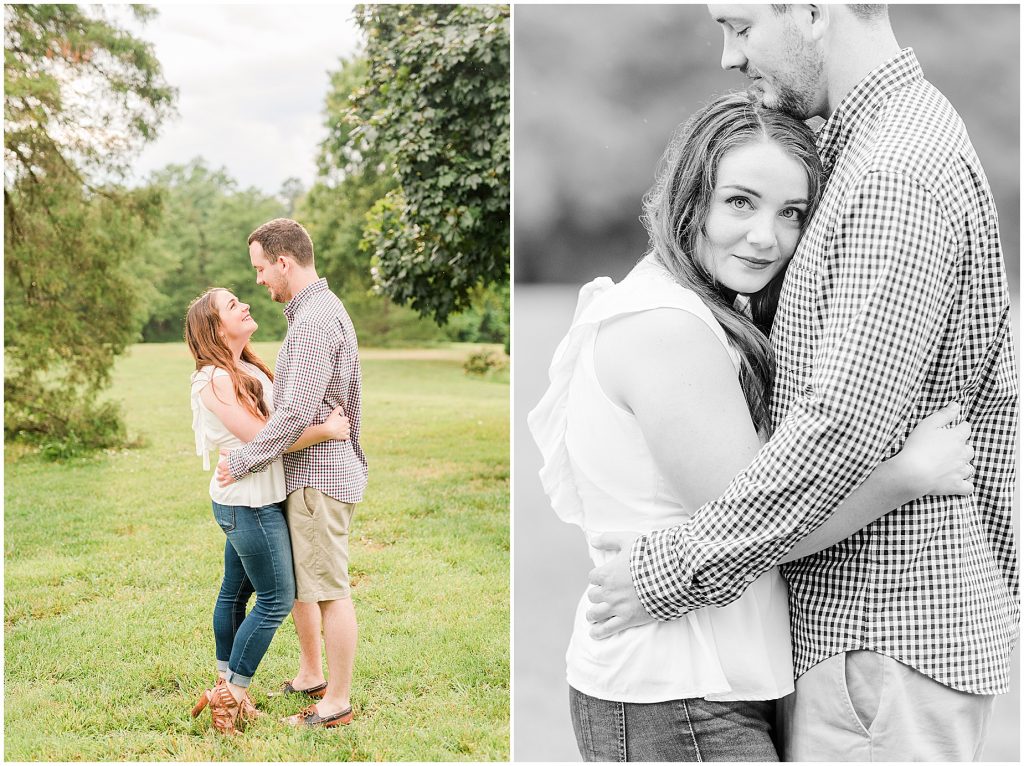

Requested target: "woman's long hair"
[
  {"left": 642, "top": 92, "right": 823, "bottom": 435},
  {"left": 184, "top": 288, "right": 275, "bottom": 421}
]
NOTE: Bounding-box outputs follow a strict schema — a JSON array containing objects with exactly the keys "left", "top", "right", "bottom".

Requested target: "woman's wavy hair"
[
  {"left": 184, "top": 288, "right": 275, "bottom": 421},
  {"left": 642, "top": 91, "right": 823, "bottom": 434}
]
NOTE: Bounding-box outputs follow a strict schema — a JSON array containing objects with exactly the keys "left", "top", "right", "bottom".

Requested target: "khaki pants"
[{"left": 781, "top": 651, "right": 995, "bottom": 761}]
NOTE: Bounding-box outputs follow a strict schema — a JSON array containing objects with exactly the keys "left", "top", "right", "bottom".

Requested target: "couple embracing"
[
  {"left": 530, "top": 4, "right": 1017, "bottom": 762},
  {"left": 185, "top": 218, "right": 368, "bottom": 733}
]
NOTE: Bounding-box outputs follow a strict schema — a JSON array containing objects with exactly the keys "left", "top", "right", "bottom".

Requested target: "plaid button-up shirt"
[
  {"left": 631, "top": 49, "right": 1018, "bottom": 694},
  {"left": 228, "top": 278, "right": 369, "bottom": 504}
]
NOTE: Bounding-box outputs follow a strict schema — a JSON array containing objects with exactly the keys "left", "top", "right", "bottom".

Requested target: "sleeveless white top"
[
  {"left": 528, "top": 257, "right": 794, "bottom": 703},
  {"left": 190, "top": 363, "right": 287, "bottom": 507}
]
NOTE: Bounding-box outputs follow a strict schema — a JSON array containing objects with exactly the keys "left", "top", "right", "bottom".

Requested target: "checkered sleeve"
[
  {"left": 631, "top": 170, "right": 960, "bottom": 619},
  {"left": 228, "top": 321, "right": 335, "bottom": 479}
]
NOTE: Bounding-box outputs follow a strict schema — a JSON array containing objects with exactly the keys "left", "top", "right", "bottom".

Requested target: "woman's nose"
[{"left": 746, "top": 215, "right": 778, "bottom": 249}]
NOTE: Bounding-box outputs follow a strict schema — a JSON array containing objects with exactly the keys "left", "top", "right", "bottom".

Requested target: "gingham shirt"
[
  {"left": 630, "top": 49, "right": 1018, "bottom": 694},
  {"left": 228, "top": 278, "right": 368, "bottom": 504}
]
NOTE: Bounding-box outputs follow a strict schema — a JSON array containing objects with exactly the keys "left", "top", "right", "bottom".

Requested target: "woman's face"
[
  {"left": 214, "top": 290, "right": 258, "bottom": 345},
  {"left": 699, "top": 138, "right": 810, "bottom": 295}
]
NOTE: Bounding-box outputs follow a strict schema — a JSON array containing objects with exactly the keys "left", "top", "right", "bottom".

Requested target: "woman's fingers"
[{"left": 920, "top": 401, "right": 960, "bottom": 429}]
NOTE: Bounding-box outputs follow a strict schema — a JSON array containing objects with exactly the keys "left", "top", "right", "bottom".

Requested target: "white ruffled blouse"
[
  {"left": 190, "top": 363, "right": 287, "bottom": 507},
  {"left": 528, "top": 256, "right": 794, "bottom": 703}
]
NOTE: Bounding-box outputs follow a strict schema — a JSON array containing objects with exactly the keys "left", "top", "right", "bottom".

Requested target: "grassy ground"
[{"left": 5, "top": 342, "right": 509, "bottom": 761}]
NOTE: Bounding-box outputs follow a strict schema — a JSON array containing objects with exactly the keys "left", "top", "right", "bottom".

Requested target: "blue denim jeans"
[
  {"left": 570, "top": 686, "right": 779, "bottom": 762},
  {"left": 211, "top": 501, "right": 295, "bottom": 687}
]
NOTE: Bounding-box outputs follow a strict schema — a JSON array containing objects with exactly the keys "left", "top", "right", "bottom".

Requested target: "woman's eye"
[
  {"left": 780, "top": 207, "right": 805, "bottom": 221},
  {"left": 726, "top": 196, "right": 751, "bottom": 210}
]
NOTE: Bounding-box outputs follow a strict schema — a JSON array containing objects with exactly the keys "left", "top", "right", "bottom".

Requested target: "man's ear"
[{"left": 806, "top": 4, "right": 831, "bottom": 42}]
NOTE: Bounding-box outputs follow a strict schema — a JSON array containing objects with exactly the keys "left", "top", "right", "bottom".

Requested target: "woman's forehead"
[{"left": 213, "top": 289, "right": 236, "bottom": 310}]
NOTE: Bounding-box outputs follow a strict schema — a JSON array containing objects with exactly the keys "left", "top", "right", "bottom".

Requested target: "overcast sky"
[{"left": 124, "top": 4, "right": 363, "bottom": 196}]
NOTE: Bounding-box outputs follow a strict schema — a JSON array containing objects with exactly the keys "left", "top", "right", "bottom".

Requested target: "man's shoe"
[
  {"left": 282, "top": 703, "right": 354, "bottom": 728},
  {"left": 269, "top": 679, "right": 328, "bottom": 699}
]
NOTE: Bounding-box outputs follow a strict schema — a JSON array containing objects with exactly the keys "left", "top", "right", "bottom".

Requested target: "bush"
[
  {"left": 463, "top": 349, "right": 509, "bottom": 377},
  {"left": 4, "top": 382, "right": 140, "bottom": 460}
]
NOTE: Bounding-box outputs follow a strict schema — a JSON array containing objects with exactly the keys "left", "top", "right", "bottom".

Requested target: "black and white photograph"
[{"left": 515, "top": 4, "right": 1019, "bottom": 762}]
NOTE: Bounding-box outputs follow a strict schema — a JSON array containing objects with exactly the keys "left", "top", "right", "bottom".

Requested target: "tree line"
[{"left": 4, "top": 4, "right": 510, "bottom": 456}]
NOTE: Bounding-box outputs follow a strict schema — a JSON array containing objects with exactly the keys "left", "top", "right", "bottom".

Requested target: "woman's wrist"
[{"left": 881, "top": 451, "right": 927, "bottom": 504}]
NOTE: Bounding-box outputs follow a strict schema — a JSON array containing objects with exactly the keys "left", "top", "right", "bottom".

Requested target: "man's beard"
[
  {"left": 755, "top": 76, "right": 817, "bottom": 120},
  {"left": 748, "top": 38, "right": 823, "bottom": 120}
]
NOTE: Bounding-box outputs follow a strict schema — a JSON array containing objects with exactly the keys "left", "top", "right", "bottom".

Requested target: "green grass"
[{"left": 4, "top": 342, "right": 509, "bottom": 761}]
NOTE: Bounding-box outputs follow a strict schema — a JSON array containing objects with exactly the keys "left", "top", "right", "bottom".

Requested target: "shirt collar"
[
  {"left": 284, "top": 277, "right": 328, "bottom": 321},
  {"left": 815, "top": 48, "right": 923, "bottom": 175}
]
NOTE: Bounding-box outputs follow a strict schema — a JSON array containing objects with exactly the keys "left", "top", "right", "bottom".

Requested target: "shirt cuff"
[
  {"left": 629, "top": 530, "right": 700, "bottom": 621},
  {"left": 227, "top": 448, "right": 249, "bottom": 481}
]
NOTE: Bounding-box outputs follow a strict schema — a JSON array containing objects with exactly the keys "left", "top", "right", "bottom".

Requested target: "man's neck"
[
  {"left": 286, "top": 270, "right": 320, "bottom": 302},
  {"left": 822, "top": 30, "right": 901, "bottom": 118}
]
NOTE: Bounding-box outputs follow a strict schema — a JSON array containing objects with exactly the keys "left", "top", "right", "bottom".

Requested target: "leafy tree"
[
  {"left": 140, "top": 159, "right": 288, "bottom": 342},
  {"left": 348, "top": 4, "right": 510, "bottom": 324},
  {"left": 299, "top": 56, "right": 447, "bottom": 347},
  {"left": 4, "top": 4, "right": 174, "bottom": 452}
]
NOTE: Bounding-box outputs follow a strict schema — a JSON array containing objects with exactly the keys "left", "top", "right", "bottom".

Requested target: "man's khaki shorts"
[{"left": 285, "top": 487, "right": 356, "bottom": 603}]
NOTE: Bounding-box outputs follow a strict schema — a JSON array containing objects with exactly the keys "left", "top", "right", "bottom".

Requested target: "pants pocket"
[
  {"left": 843, "top": 650, "right": 884, "bottom": 734},
  {"left": 212, "top": 502, "right": 236, "bottom": 533}
]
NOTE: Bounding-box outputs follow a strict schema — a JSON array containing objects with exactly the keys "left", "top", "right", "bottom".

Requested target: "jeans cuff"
[
  {"left": 216, "top": 660, "right": 230, "bottom": 673},
  {"left": 225, "top": 668, "right": 253, "bottom": 688}
]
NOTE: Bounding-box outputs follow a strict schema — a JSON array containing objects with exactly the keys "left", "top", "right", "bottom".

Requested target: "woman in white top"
[
  {"left": 529, "top": 93, "right": 974, "bottom": 761},
  {"left": 185, "top": 287, "right": 349, "bottom": 734}
]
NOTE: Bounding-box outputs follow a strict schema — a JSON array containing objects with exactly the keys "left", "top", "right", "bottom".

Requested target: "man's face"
[
  {"left": 249, "top": 241, "right": 291, "bottom": 303},
  {"left": 707, "top": 4, "right": 825, "bottom": 119}
]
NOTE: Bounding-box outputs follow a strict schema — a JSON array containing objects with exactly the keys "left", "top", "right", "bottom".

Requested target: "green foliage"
[
  {"left": 5, "top": 342, "right": 509, "bottom": 760},
  {"left": 300, "top": 56, "right": 448, "bottom": 347},
  {"left": 444, "top": 283, "right": 510, "bottom": 351},
  {"left": 4, "top": 4, "right": 174, "bottom": 451},
  {"left": 463, "top": 348, "right": 508, "bottom": 378},
  {"left": 349, "top": 4, "right": 510, "bottom": 324},
  {"left": 139, "top": 159, "right": 289, "bottom": 342}
]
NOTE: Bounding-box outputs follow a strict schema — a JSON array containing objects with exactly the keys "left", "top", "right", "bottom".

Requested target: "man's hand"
[
  {"left": 586, "top": 531, "right": 654, "bottom": 639},
  {"left": 216, "top": 453, "right": 237, "bottom": 488}
]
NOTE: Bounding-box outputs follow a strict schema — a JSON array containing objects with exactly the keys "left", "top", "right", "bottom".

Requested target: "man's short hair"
[
  {"left": 248, "top": 218, "right": 315, "bottom": 267},
  {"left": 770, "top": 4, "right": 888, "bottom": 22}
]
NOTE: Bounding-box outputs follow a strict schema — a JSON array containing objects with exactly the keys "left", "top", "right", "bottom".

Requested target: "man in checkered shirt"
[
  {"left": 217, "top": 218, "right": 368, "bottom": 728},
  {"left": 585, "top": 5, "right": 1018, "bottom": 760}
]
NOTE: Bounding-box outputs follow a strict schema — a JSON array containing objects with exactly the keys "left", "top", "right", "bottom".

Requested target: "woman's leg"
[
  {"left": 569, "top": 686, "right": 779, "bottom": 762},
  {"left": 211, "top": 503, "right": 254, "bottom": 675},
  {"left": 221, "top": 502, "right": 296, "bottom": 689}
]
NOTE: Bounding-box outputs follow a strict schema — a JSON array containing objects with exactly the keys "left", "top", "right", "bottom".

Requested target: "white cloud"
[{"left": 126, "top": 4, "right": 362, "bottom": 195}]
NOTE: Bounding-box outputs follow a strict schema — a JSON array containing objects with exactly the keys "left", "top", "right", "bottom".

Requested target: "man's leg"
[
  {"left": 282, "top": 487, "right": 358, "bottom": 724},
  {"left": 784, "top": 651, "right": 996, "bottom": 761},
  {"left": 317, "top": 596, "right": 358, "bottom": 715},
  {"left": 290, "top": 600, "right": 326, "bottom": 689}
]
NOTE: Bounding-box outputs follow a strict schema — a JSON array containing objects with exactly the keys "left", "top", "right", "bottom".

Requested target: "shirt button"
[{"left": 744, "top": 574, "right": 757, "bottom": 583}]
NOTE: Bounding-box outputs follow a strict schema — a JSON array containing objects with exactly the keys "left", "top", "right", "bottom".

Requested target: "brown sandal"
[
  {"left": 190, "top": 681, "right": 219, "bottom": 718},
  {"left": 208, "top": 681, "right": 242, "bottom": 735},
  {"left": 239, "top": 691, "right": 263, "bottom": 723}
]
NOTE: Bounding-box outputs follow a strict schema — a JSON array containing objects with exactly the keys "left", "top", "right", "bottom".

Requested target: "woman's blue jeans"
[
  {"left": 570, "top": 686, "right": 779, "bottom": 762},
  {"left": 211, "top": 501, "right": 295, "bottom": 688}
]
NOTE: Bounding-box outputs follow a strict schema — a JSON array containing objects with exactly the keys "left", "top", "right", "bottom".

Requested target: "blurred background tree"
[
  {"left": 4, "top": 5, "right": 175, "bottom": 453},
  {"left": 346, "top": 4, "right": 510, "bottom": 326},
  {"left": 138, "top": 159, "right": 288, "bottom": 342},
  {"left": 301, "top": 5, "right": 511, "bottom": 349}
]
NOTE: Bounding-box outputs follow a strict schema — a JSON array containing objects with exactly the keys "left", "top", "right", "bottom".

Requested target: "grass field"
[{"left": 4, "top": 342, "right": 510, "bottom": 761}]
